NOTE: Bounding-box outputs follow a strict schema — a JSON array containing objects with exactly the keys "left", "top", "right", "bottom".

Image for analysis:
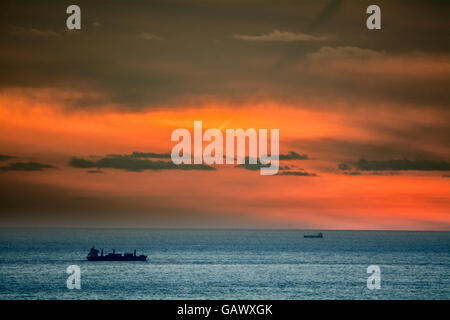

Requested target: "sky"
[{"left": 0, "top": 0, "right": 449, "bottom": 229}]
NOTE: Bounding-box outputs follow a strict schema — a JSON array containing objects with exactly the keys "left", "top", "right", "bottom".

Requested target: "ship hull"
[{"left": 87, "top": 256, "right": 147, "bottom": 261}]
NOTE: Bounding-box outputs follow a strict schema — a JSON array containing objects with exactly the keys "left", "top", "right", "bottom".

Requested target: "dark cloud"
[
  {"left": 1, "top": 1, "right": 449, "bottom": 110},
  {"left": 279, "top": 151, "right": 309, "bottom": 160},
  {"left": 370, "top": 171, "right": 400, "bottom": 176},
  {"left": 339, "top": 168, "right": 401, "bottom": 176},
  {"left": 293, "top": 134, "right": 450, "bottom": 163},
  {"left": 0, "top": 154, "right": 15, "bottom": 161},
  {"left": 236, "top": 151, "right": 309, "bottom": 171},
  {"left": 277, "top": 170, "right": 317, "bottom": 176},
  {"left": 340, "top": 158, "right": 450, "bottom": 171},
  {"left": 343, "top": 171, "right": 361, "bottom": 176},
  {"left": 356, "top": 158, "right": 450, "bottom": 171},
  {"left": 0, "top": 161, "right": 56, "bottom": 171},
  {"left": 87, "top": 169, "right": 103, "bottom": 174},
  {"left": 130, "top": 152, "right": 171, "bottom": 159},
  {"left": 235, "top": 159, "right": 271, "bottom": 171},
  {"left": 338, "top": 163, "right": 351, "bottom": 170},
  {"left": 69, "top": 155, "right": 215, "bottom": 172}
]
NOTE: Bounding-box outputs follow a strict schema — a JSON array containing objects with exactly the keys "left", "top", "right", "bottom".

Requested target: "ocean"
[{"left": 0, "top": 228, "right": 448, "bottom": 300}]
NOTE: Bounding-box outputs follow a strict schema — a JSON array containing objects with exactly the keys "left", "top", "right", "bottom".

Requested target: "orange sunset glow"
[{"left": 1, "top": 0, "right": 449, "bottom": 230}]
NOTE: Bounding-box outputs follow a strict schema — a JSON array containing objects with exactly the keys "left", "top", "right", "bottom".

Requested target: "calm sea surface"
[{"left": 0, "top": 229, "right": 448, "bottom": 299}]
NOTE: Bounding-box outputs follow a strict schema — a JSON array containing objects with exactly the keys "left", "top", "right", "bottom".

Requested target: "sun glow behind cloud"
[{"left": 1, "top": 91, "right": 449, "bottom": 229}]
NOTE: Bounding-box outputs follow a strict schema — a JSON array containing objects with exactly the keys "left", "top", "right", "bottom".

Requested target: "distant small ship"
[
  {"left": 304, "top": 232, "right": 323, "bottom": 238},
  {"left": 87, "top": 246, "right": 147, "bottom": 261}
]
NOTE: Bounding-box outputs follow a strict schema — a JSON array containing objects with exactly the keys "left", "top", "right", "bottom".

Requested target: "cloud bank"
[
  {"left": 0, "top": 161, "right": 56, "bottom": 171},
  {"left": 339, "top": 159, "right": 450, "bottom": 172},
  {"left": 69, "top": 154, "right": 215, "bottom": 172}
]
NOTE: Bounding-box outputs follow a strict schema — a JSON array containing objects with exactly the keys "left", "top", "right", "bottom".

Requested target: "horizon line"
[{"left": 0, "top": 226, "right": 448, "bottom": 232}]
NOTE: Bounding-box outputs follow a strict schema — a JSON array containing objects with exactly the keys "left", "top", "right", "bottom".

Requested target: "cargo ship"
[
  {"left": 87, "top": 246, "right": 147, "bottom": 261},
  {"left": 303, "top": 232, "right": 323, "bottom": 238}
]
